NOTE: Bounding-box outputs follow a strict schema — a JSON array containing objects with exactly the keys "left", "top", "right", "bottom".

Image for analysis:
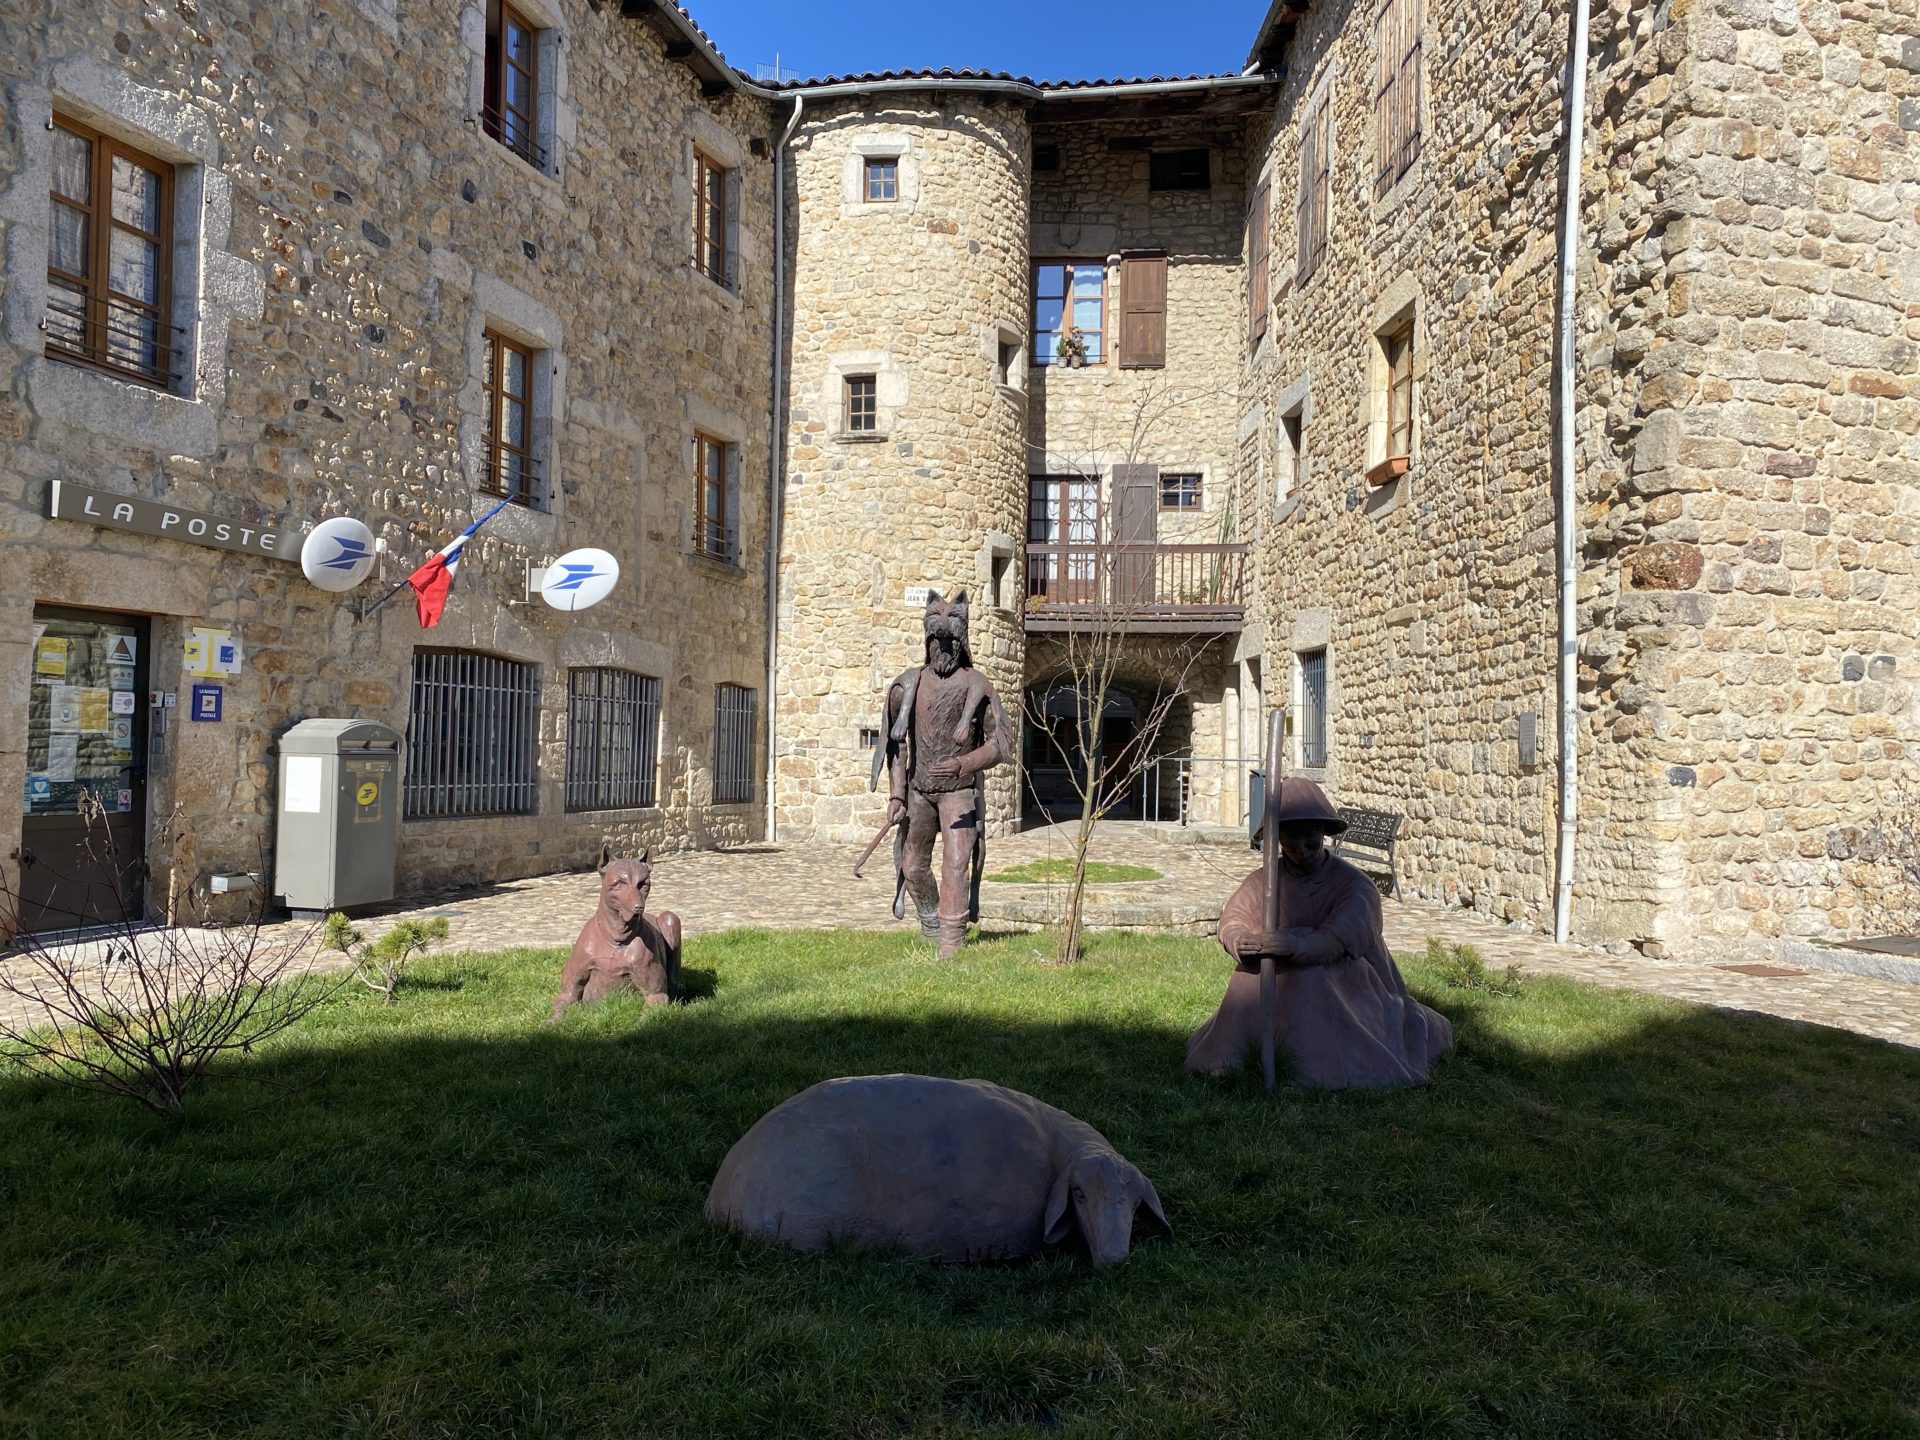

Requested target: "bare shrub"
[{"left": 0, "top": 801, "right": 330, "bottom": 1116}]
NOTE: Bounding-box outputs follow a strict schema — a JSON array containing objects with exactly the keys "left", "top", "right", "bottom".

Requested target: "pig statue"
[{"left": 706, "top": 1074, "right": 1170, "bottom": 1266}]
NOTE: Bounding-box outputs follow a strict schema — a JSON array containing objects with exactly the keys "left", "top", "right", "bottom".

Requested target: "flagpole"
[{"left": 355, "top": 497, "right": 513, "bottom": 621}]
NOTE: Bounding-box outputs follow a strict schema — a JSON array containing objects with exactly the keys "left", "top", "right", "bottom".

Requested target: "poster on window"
[
  {"left": 78, "top": 688, "right": 110, "bottom": 733},
  {"left": 111, "top": 690, "right": 136, "bottom": 715},
  {"left": 45, "top": 735, "right": 78, "bottom": 783},
  {"left": 109, "top": 716, "right": 133, "bottom": 751},
  {"left": 108, "top": 664, "right": 136, "bottom": 692},
  {"left": 49, "top": 685, "right": 81, "bottom": 732},
  {"left": 36, "top": 637, "right": 69, "bottom": 678}
]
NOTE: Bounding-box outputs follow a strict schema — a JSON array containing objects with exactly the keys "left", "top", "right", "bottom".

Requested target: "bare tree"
[
  {"left": 0, "top": 801, "right": 332, "bottom": 1116},
  {"left": 1023, "top": 377, "right": 1220, "bottom": 963}
]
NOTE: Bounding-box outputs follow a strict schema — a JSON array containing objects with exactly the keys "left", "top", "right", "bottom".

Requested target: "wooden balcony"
[{"left": 1023, "top": 543, "right": 1248, "bottom": 633}]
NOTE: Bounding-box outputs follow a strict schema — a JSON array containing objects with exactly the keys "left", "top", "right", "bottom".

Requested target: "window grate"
[
  {"left": 713, "top": 684, "right": 757, "bottom": 804},
  {"left": 405, "top": 649, "right": 540, "bottom": 818},
  {"left": 567, "top": 669, "right": 661, "bottom": 811},
  {"left": 1299, "top": 649, "right": 1328, "bottom": 769}
]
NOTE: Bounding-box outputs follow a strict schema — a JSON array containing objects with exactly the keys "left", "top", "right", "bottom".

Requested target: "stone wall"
[
  {"left": 1028, "top": 117, "right": 1250, "bottom": 549},
  {"left": 774, "top": 94, "right": 1031, "bottom": 842},
  {"left": 0, "top": 0, "right": 776, "bottom": 924},
  {"left": 1577, "top": 0, "right": 1920, "bottom": 955},
  {"left": 1238, "top": 0, "right": 1582, "bottom": 930}
]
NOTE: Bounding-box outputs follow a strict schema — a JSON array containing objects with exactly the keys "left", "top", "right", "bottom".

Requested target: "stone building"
[{"left": 2, "top": 0, "right": 1914, "bottom": 961}]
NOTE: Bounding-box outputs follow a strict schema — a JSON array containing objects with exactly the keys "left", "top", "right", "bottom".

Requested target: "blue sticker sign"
[{"left": 191, "top": 683, "right": 223, "bottom": 722}]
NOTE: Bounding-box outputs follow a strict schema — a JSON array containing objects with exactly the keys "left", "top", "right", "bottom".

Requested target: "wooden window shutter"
[
  {"left": 1248, "top": 182, "right": 1271, "bottom": 344},
  {"left": 1118, "top": 254, "right": 1167, "bottom": 369}
]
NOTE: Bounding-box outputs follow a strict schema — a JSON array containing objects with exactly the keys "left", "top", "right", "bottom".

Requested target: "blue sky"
[{"left": 688, "top": 1, "right": 1261, "bottom": 84}]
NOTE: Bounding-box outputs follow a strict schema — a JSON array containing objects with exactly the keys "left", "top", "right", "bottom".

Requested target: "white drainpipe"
[
  {"left": 1553, "top": 0, "right": 1592, "bottom": 944},
  {"left": 764, "top": 94, "right": 803, "bottom": 844}
]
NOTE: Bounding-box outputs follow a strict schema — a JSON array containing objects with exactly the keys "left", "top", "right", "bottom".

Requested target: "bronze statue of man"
[{"left": 872, "top": 589, "right": 1012, "bottom": 957}]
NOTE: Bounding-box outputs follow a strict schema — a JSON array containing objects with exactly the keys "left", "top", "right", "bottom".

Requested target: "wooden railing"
[{"left": 1024, "top": 543, "right": 1248, "bottom": 626}]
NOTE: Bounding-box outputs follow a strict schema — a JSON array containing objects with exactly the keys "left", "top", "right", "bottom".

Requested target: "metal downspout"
[
  {"left": 764, "top": 94, "right": 803, "bottom": 844},
  {"left": 1553, "top": 0, "right": 1592, "bottom": 944}
]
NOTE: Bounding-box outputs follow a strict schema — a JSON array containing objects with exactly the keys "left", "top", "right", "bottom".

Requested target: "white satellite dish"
[
  {"left": 538, "top": 548, "right": 621, "bottom": 612},
  {"left": 300, "top": 517, "right": 377, "bottom": 593}
]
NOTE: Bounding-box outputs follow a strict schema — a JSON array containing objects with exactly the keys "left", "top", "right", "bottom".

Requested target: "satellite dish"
[
  {"left": 300, "top": 517, "right": 377, "bottom": 593},
  {"left": 538, "top": 548, "right": 620, "bottom": 612}
]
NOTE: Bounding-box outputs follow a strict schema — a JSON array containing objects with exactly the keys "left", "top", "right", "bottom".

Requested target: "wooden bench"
[{"left": 1333, "top": 807, "right": 1403, "bottom": 898}]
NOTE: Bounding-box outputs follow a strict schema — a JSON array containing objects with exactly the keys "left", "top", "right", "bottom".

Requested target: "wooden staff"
[{"left": 1259, "top": 706, "right": 1286, "bottom": 1092}]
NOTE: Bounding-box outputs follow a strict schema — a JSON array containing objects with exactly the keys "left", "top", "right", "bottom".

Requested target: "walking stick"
[{"left": 1259, "top": 707, "right": 1286, "bottom": 1093}]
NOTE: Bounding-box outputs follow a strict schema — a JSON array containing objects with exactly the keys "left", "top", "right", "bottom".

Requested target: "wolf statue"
[{"left": 871, "top": 589, "right": 1013, "bottom": 957}]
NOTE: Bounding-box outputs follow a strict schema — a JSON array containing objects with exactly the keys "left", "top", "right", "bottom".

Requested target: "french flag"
[{"left": 407, "top": 498, "right": 511, "bottom": 628}]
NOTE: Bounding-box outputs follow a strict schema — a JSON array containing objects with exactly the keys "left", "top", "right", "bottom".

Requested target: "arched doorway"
[{"left": 1021, "top": 681, "right": 1142, "bottom": 822}]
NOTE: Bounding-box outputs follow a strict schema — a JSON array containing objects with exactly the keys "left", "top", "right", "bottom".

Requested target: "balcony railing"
[{"left": 1024, "top": 542, "right": 1248, "bottom": 630}]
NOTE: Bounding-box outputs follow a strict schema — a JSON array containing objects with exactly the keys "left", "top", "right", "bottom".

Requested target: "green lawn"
[
  {"left": 3, "top": 930, "right": 1919, "bottom": 1437},
  {"left": 984, "top": 858, "right": 1163, "bottom": 884}
]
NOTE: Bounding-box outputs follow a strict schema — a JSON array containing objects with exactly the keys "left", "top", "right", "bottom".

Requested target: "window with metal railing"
[
  {"left": 566, "top": 668, "right": 661, "bottom": 811},
  {"left": 693, "top": 149, "right": 732, "bottom": 286},
  {"left": 1298, "top": 649, "right": 1328, "bottom": 769},
  {"left": 483, "top": 0, "right": 549, "bottom": 171},
  {"left": 481, "top": 329, "right": 542, "bottom": 506},
  {"left": 695, "top": 431, "right": 737, "bottom": 562},
  {"left": 45, "top": 115, "right": 187, "bottom": 391},
  {"left": 405, "top": 650, "right": 540, "bottom": 818},
  {"left": 713, "top": 683, "right": 756, "bottom": 804}
]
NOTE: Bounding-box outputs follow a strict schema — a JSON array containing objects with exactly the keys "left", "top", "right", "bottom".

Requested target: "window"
[
  {"left": 859, "top": 726, "right": 882, "bottom": 749},
  {"left": 1383, "top": 320, "right": 1414, "bottom": 473},
  {"left": 844, "top": 374, "right": 877, "bottom": 432},
  {"left": 1279, "top": 405, "right": 1305, "bottom": 507},
  {"left": 713, "top": 684, "right": 757, "bottom": 804},
  {"left": 863, "top": 156, "right": 898, "bottom": 202},
  {"left": 566, "top": 668, "right": 661, "bottom": 811},
  {"left": 1248, "top": 181, "right": 1271, "bottom": 347},
  {"left": 694, "top": 149, "right": 731, "bottom": 286},
  {"left": 482, "top": 329, "right": 539, "bottom": 505},
  {"left": 405, "top": 650, "right": 540, "bottom": 818},
  {"left": 483, "top": 0, "right": 545, "bottom": 169},
  {"left": 1160, "top": 473, "right": 1202, "bottom": 511},
  {"left": 1297, "top": 83, "right": 1333, "bottom": 285},
  {"left": 1032, "top": 261, "right": 1105, "bottom": 366},
  {"left": 1373, "top": 0, "right": 1424, "bottom": 197},
  {"left": 1298, "top": 649, "right": 1328, "bottom": 769},
  {"left": 1117, "top": 254, "right": 1166, "bottom": 369},
  {"left": 45, "top": 116, "right": 179, "bottom": 389},
  {"left": 998, "top": 335, "right": 1020, "bottom": 385},
  {"left": 1027, "top": 474, "right": 1100, "bottom": 603},
  {"left": 1149, "top": 148, "right": 1210, "bottom": 191},
  {"left": 1033, "top": 143, "right": 1060, "bottom": 173},
  {"left": 695, "top": 431, "right": 736, "bottom": 561}
]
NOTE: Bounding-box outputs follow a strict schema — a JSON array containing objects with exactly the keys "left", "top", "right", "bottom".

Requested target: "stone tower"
[{"left": 774, "top": 92, "right": 1032, "bottom": 841}]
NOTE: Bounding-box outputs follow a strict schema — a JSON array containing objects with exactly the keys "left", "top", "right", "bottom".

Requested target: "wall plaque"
[{"left": 47, "top": 481, "right": 297, "bottom": 561}]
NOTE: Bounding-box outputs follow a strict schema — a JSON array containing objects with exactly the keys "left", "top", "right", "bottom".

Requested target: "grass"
[
  {"left": 984, "top": 859, "right": 1163, "bottom": 884},
  {"left": 2, "top": 930, "right": 1919, "bottom": 1437}
]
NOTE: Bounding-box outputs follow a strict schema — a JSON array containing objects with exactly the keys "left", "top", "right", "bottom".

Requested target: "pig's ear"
[
  {"left": 636, "top": 848, "right": 651, "bottom": 866},
  {"left": 597, "top": 840, "right": 615, "bottom": 872},
  {"left": 1133, "top": 1168, "right": 1171, "bottom": 1237},
  {"left": 1042, "top": 1170, "right": 1076, "bottom": 1246}
]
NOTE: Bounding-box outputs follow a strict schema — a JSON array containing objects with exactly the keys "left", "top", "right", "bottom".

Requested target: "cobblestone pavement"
[{"left": 7, "top": 823, "right": 1919, "bottom": 1050}]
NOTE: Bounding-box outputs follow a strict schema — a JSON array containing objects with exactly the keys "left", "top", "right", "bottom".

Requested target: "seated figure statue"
[{"left": 1186, "top": 777, "right": 1452, "bottom": 1088}]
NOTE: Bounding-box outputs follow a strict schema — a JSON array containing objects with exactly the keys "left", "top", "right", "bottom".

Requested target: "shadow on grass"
[{"left": 1, "top": 938, "right": 1918, "bottom": 1438}]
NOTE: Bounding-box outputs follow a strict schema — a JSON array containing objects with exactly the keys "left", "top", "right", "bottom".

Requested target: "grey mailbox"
[{"left": 274, "top": 718, "right": 403, "bottom": 914}]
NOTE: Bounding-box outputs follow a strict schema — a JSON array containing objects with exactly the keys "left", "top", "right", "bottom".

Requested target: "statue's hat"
[{"left": 1265, "top": 776, "right": 1347, "bottom": 835}]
